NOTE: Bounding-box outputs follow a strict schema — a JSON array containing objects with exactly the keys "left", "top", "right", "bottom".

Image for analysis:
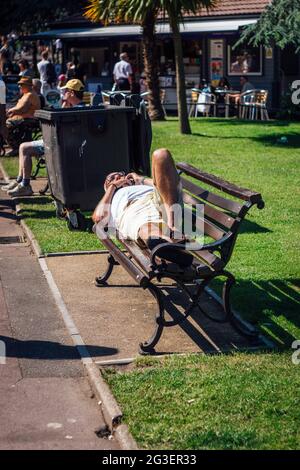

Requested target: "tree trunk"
[
  {"left": 170, "top": 16, "right": 191, "bottom": 134},
  {"left": 141, "top": 13, "right": 165, "bottom": 121}
]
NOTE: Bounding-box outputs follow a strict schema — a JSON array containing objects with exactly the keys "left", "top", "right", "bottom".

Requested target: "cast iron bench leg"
[
  {"left": 139, "top": 282, "right": 164, "bottom": 355},
  {"left": 95, "top": 255, "right": 119, "bottom": 286}
]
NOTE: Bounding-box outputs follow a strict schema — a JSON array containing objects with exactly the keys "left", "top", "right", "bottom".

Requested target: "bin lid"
[{"left": 35, "top": 105, "right": 136, "bottom": 121}]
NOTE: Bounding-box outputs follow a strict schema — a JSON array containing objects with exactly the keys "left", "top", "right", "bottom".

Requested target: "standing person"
[
  {"left": 0, "top": 36, "right": 14, "bottom": 62},
  {"left": 37, "top": 50, "right": 57, "bottom": 96},
  {"left": 66, "top": 61, "right": 76, "bottom": 80},
  {"left": 113, "top": 52, "right": 133, "bottom": 91},
  {"left": 228, "top": 76, "right": 255, "bottom": 105},
  {"left": 54, "top": 38, "right": 63, "bottom": 63},
  {"left": 57, "top": 74, "right": 67, "bottom": 99},
  {"left": 18, "top": 59, "right": 33, "bottom": 78}
]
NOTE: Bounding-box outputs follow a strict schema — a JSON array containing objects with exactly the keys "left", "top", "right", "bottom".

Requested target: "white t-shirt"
[
  {"left": 109, "top": 185, "right": 153, "bottom": 227},
  {"left": 37, "top": 59, "right": 50, "bottom": 83},
  {"left": 113, "top": 60, "right": 132, "bottom": 80},
  {"left": 55, "top": 39, "right": 62, "bottom": 50}
]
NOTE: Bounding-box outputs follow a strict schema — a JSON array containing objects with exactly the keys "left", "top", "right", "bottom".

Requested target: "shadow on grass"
[
  {"left": 0, "top": 335, "right": 118, "bottom": 359},
  {"left": 210, "top": 277, "right": 300, "bottom": 349},
  {"left": 252, "top": 132, "right": 300, "bottom": 148},
  {"left": 238, "top": 219, "right": 271, "bottom": 235},
  {"left": 191, "top": 118, "right": 293, "bottom": 127}
]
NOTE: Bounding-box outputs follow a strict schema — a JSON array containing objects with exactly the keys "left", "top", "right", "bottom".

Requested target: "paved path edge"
[{"left": 0, "top": 160, "right": 139, "bottom": 450}]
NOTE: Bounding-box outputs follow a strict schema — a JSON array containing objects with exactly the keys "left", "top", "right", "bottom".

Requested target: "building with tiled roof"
[
  {"left": 183, "top": 0, "right": 271, "bottom": 18},
  {"left": 33, "top": 0, "right": 298, "bottom": 112}
]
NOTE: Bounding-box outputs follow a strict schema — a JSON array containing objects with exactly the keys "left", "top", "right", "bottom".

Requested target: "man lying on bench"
[{"left": 92, "top": 148, "right": 194, "bottom": 268}]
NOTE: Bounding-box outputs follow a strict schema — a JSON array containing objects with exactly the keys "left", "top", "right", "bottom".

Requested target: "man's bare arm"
[
  {"left": 92, "top": 184, "right": 116, "bottom": 224},
  {"left": 126, "top": 172, "right": 153, "bottom": 186}
]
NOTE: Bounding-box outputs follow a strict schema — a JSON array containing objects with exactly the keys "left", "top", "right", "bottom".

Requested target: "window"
[{"left": 227, "top": 44, "right": 262, "bottom": 76}]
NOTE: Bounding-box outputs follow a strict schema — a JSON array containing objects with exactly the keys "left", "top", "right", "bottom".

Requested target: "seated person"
[
  {"left": 92, "top": 148, "right": 193, "bottom": 268},
  {"left": 6, "top": 77, "right": 41, "bottom": 120},
  {"left": 2, "top": 79, "right": 86, "bottom": 197},
  {"left": 5, "top": 76, "right": 41, "bottom": 156},
  {"left": 217, "top": 77, "right": 231, "bottom": 90},
  {"left": 228, "top": 75, "right": 255, "bottom": 105},
  {"left": 32, "top": 78, "right": 46, "bottom": 109}
]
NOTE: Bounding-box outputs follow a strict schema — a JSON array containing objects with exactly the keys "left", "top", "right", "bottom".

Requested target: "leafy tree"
[
  {"left": 237, "top": 0, "right": 300, "bottom": 52},
  {"left": 85, "top": 0, "right": 217, "bottom": 134}
]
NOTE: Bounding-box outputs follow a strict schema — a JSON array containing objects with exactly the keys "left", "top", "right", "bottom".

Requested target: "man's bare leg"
[
  {"left": 151, "top": 148, "right": 182, "bottom": 238},
  {"left": 18, "top": 142, "right": 34, "bottom": 180}
]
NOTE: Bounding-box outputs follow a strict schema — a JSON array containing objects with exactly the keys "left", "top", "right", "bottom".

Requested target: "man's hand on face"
[
  {"left": 108, "top": 174, "right": 134, "bottom": 189},
  {"left": 125, "top": 172, "right": 143, "bottom": 185}
]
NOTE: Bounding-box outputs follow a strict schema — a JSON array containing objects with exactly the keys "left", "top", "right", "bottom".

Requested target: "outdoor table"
[{"left": 214, "top": 89, "right": 241, "bottom": 118}]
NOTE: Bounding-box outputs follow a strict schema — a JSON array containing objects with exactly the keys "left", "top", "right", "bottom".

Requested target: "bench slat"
[
  {"left": 177, "top": 162, "right": 263, "bottom": 204},
  {"left": 119, "top": 237, "right": 153, "bottom": 273},
  {"left": 184, "top": 206, "right": 225, "bottom": 241},
  {"left": 95, "top": 226, "right": 149, "bottom": 285},
  {"left": 182, "top": 191, "right": 236, "bottom": 230},
  {"left": 181, "top": 177, "right": 243, "bottom": 215},
  {"left": 193, "top": 249, "right": 224, "bottom": 271}
]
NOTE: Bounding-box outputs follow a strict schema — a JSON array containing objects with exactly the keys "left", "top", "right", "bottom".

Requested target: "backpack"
[{"left": 45, "top": 61, "right": 57, "bottom": 85}]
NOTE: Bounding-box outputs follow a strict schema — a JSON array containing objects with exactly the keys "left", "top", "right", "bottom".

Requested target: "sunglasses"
[{"left": 105, "top": 171, "right": 125, "bottom": 184}]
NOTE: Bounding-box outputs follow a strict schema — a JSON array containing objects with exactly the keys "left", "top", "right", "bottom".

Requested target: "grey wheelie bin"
[{"left": 35, "top": 104, "right": 151, "bottom": 230}]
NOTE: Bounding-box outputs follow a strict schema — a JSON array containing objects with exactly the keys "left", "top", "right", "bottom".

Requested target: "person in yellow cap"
[
  {"left": 5, "top": 76, "right": 41, "bottom": 156},
  {"left": 61, "top": 79, "right": 85, "bottom": 108}
]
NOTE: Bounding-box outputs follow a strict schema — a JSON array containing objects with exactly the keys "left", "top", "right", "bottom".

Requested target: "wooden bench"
[{"left": 94, "top": 162, "right": 265, "bottom": 354}]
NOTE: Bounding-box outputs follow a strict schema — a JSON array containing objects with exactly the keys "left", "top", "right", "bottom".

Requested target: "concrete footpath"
[{"left": 0, "top": 181, "right": 120, "bottom": 450}]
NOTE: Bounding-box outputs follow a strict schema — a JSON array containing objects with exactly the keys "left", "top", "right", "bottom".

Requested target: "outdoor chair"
[
  {"left": 160, "top": 89, "right": 167, "bottom": 117},
  {"left": 249, "top": 90, "right": 269, "bottom": 120},
  {"left": 6, "top": 117, "right": 42, "bottom": 156},
  {"left": 192, "top": 89, "right": 217, "bottom": 117},
  {"left": 188, "top": 90, "right": 199, "bottom": 117},
  {"left": 240, "top": 90, "right": 269, "bottom": 120}
]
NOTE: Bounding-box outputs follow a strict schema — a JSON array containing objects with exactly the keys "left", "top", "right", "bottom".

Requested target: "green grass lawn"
[{"left": 104, "top": 352, "right": 300, "bottom": 450}]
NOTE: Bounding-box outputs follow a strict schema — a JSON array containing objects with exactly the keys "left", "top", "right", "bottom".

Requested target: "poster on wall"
[
  {"left": 211, "top": 60, "right": 223, "bottom": 82},
  {"left": 210, "top": 39, "right": 224, "bottom": 85},
  {"left": 210, "top": 39, "right": 224, "bottom": 59}
]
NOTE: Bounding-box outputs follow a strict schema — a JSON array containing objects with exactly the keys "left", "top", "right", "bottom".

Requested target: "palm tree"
[
  {"left": 85, "top": 0, "right": 217, "bottom": 133},
  {"left": 85, "top": 0, "right": 165, "bottom": 121}
]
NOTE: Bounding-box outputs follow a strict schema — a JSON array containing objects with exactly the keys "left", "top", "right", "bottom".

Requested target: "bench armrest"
[
  {"left": 150, "top": 235, "right": 231, "bottom": 265},
  {"left": 177, "top": 162, "right": 264, "bottom": 206}
]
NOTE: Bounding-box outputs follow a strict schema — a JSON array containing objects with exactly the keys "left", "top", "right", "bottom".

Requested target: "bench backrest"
[{"left": 177, "top": 162, "right": 264, "bottom": 266}]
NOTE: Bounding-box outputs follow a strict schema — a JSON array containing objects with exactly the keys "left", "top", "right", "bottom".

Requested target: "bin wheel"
[{"left": 67, "top": 211, "right": 87, "bottom": 231}]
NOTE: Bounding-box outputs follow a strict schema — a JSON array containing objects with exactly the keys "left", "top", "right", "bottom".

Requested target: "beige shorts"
[{"left": 117, "top": 184, "right": 183, "bottom": 241}]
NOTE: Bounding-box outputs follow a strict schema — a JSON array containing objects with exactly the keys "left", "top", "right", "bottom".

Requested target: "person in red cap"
[{"left": 57, "top": 74, "right": 67, "bottom": 99}]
